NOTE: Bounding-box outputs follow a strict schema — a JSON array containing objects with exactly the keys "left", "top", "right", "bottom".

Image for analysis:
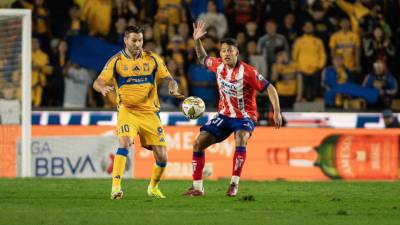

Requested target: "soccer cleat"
[
  {"left": 111, "top": 187, "right": 124, "bottom": 200},
  {"left": 183, "top": 186, "right": 204, "bottom": 197},
  {"left": 226, "top": 183, "right": 238, "bottom": 197},
  {"left": 147, "top": 186, "right": 166, "bottom": 199}
]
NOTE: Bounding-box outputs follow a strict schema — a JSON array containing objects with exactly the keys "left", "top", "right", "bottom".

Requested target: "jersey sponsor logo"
[
  {"left": 206, "top": 58, "right": 213, "bottom": 67},
  {"left": 133, "top": 66, "right": 140, "bottom": 71},
  {"left": 219, "top": 77, "right": 238, "bottom": 97},
  {"left": 243, "top": 122, "right": 252, "bottom": 128},
  {"left": 157, "top": 126, "right": 163, "bottom": 135},
  {"left": 123, "top": 75, "right": 153, "bottom": 84},
  {"left": 257, "top": 73, "right": 264, "bottom": 81}
]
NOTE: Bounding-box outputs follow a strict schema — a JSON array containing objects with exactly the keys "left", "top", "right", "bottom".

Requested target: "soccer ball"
[{"left": 181, "top": 96, "right": 206, "bottom": 119}]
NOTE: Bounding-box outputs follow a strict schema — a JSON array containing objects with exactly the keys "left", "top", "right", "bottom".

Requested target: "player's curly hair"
[{"left": 124, "top": 25, "right": 144, "bottom": 36}]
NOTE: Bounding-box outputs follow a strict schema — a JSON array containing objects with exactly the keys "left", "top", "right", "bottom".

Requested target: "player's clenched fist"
[{"left": 99, "top": 85, "right": 114, "bottom": 96}]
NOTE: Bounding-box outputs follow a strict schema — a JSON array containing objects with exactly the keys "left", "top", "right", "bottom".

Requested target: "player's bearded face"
[
  {"left": 220, "top": 44, "right": 239, "bottom": 67},
  {"left": 124, "top": 32, "right": 143, "bottom": 57}
]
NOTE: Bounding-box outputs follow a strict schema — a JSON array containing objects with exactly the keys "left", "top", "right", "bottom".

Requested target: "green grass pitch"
[{"left": 0, "top": 179, "right": 399, "bottom": 225}]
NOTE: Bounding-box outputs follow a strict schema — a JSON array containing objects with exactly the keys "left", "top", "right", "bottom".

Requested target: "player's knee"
[
  {"left": 235, "top": 131, "right": 250, "bottom": 146},
  {"left": 159, "top": 153, "right": 168, "bottom": 163},
  {"left": 193, "top": 139, "right": 205, "bottom": 152},
  {"left": 153, "top": 146, "right": 168, "bottom": 163}
]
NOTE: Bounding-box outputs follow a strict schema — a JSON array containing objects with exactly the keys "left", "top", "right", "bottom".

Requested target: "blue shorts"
[{"left": 200, "top": 114, "right": 256, "bottom": 143}]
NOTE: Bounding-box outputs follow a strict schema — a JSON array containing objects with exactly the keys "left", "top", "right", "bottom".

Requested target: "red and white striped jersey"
[{"left": 204, "top": 56, "right": 270, "bottom": 121}]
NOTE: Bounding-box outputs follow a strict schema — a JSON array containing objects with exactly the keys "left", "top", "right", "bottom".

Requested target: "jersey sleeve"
[
  {"left": 98, "top": 55, "right": 119, "bottom": 84},
  {"left": 247, "top": 67, "right": 270, "bottom": 92},
  {"left": 152, "top": 53, "right": 171, "bottom": 79},
  {"left": 204, "top": 56, "right": 222, "bottom": 73}
]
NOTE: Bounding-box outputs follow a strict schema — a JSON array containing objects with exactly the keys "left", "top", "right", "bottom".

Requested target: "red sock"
[
  {"left": 192, "top": 151, "right": 205, "bottom": 180},
  {"left": 232, "top": 147, "right": 246, "bottom": 176}
]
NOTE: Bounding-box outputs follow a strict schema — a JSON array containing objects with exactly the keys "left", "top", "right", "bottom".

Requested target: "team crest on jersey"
[
  {"left": 206, "top": 59, "right": 212, "bottom": 67},
  {"left": 143, "top": 63, "right": 150, "bottom": 72},
  {"left": 133, "top": 66, "right": 140, "bottom": 71},
  {"left": 157, "top": 127, "right": 163, "bottom": 135},
  {"left": 123, "top": 65, "right": 128, "bottom": 71}
]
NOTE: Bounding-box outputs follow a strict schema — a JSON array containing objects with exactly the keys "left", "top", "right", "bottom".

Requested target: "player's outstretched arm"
[
  {"left": 93, "top": 78, "right": 114, "bottom": 96},
  {"left": 193, "top": 21, "right": 208, "bottom": 65},
  {"left": 266, "top": 84, "right": 282, "bottom": 129}
]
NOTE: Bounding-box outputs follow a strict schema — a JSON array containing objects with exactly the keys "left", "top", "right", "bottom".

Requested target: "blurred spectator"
[
  {"left": 0, "top": 83, "right": 20, "bottom": 124},
  {"left": 335, "top": 0, "right": 370, "bottom": 34},
  {"left": 363, "top": 60, "right": 398, "bottom": 108},
  {"left": 359, "top": 3, "right": 392, "bottom": 38},
  {"left": 127, "top": 17, "right": 137, "bottom": 27},
  {"left": 329, "top": 17, "right": 361, "bottom": 74},
  {"left": 66, "top": 4, "right": 88, "bottom": 36},
  {"left": 227, "top": 0, "right": 261, "bottom": 33},
  {"left": 202, "top": 35, "right": 218, "bottom": 52},
  {"left": 243, "top": 41, "right": 267, "bottom": 77},
  {"left": 143, "top": 24, "right": 155, "bottom": 41},
  {"left": 138, "top": 0, "right": 157, "bottom": 23},
  {"left": 43, "top": 40, "right": 68, "bottom": 107},
  {"left": 165, "top": 36, "right": 186, "bottom": 75},
  {"left": 109, "top": 17, "right": 127, "bottom": 45},
  {"left": 144, "top": 39, "right": 162, "bottom": 55},
  {"left": 363, "top": 26, "right": 395, "bottom": 72},
  {"left": 244, "top": 21, "right": 260, "bottom": 43},
  {"left": 46, "top": 0, "right": 75, "bottom": 38},
  {"left": 17, "top": 0, "right": 52, "bottom": 53},
  {"left": 257, "top": 20, "right": 289, "bottom": 78},
  {"left": 111, "top": 0, "right": 139, "bottom": 22},
  {"left": 11, "top": 70, "right": 21, "bottom": 100},
  {"left": 190, "top": 0, "right": 224, "bottom": 20},
  {"left": 322, "top": 54, "right": 351, "bottom": 106},
  {"left": 177, "top": 22, "right": 195, "bottom": 63},
  {"left": 198, "top": 0, "right": 228, "bottom": 39},
  {"left": 187, "top": 60, "right": 218, "bottom": 107},
  {"left": 63, "top": 62, "right": 92, "bottom": 108},
  {"left": 292, "top": 21, "right": 326, "bottom": 101},
  {"left": 32, "top": 38, "right": 52, "bottom": 107},
  {"left": 261, "top": 0, "right": 296, "bottom": 22},
  {"left": 157, "top": 0, "right": 187, "bottom": 26},
  {"left": 309, "top": 2, "right": 335, "bottom": 51},
  {"left": 278, "top": 12, "right": 299, "bottom": 47},
  {"left": 322, "top": 53, "right": 379, "bottom": 108},
  {"left": 271, "top": 49, "right": 303, "bottom": 108},
  {"left": 81, "top": 0, "right": 112, "bottom": 36},
  {"left": 153, "top": 7, "right": 175, "bottom": 49},
  {"left": 235, "top": 32, "right": 247, "bottom": 56},
  {"left": 382, "top": 109, "right": 400, "bottom": 128}
]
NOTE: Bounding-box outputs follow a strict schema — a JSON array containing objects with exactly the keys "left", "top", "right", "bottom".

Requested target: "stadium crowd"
[{"left": 1, "top": 0, "right": 400, "bottom": 113}]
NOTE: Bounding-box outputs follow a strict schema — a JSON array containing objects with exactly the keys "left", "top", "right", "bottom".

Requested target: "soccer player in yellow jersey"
[
  {"left": 93, "top": 25, "right": 184, "bottom": 199},
  {"left": 329, "top": 17, "right": 360, "bottom": 73}
]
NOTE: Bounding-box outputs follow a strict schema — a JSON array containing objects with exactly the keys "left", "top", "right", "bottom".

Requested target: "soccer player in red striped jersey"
[{"left": 184, "top": 21, "right": 282, "bottom": 197}]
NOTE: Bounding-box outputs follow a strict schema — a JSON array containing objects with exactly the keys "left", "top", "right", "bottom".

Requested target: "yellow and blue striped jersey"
[{"left": 98, "top": 49, "right": 171, "bottom": 112}]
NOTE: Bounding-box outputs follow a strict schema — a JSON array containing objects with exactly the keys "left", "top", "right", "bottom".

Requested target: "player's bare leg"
[
  {"left": 111, "top": 136, "right": 132, "bottom": 200},
  {"left": 183, "top": 131, "right": 216, "bottom": 196},
  {"left": 147, "top": 145, "right": 168, "bottom": 198},
  {"left": 227, "top": 130, "right": 251, "bottom": 197}
]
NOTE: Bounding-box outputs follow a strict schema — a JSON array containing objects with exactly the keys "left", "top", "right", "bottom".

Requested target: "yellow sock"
[
  {"left": 149, "top": 162, "right": 167, "bottom": 188},
  {"left": 112, "top": 148, "right": 128, "bottom": 188}
]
